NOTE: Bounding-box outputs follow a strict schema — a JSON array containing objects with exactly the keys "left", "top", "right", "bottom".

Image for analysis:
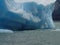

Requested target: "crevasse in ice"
[{"left": 0, "top": 0, "right": 56, "bottom": 31}]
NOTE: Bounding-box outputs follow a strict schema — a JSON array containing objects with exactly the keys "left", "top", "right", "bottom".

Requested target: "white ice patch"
[
  {"left": 0, "top": 29, "right": 13, "bottom": 33},
  {"left": 52, "top": 29, "right": 60, "bottom": 31},
  {"left": 30, "top": 15, "right": 41, "bottom": 23},
  {"left": 14, "top": 0, "right": 56, "bottom": 6},
  {"left": 22, "top": 11, "right": 41, "bottom": 23}
]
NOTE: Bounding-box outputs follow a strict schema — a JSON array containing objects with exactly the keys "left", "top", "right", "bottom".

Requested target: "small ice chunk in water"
[
  {"left": 52, "top": 29, "right": 60, "bottom": 31},
  {"left": 0, "top": 29, "right": 13, "bottom": 33}
]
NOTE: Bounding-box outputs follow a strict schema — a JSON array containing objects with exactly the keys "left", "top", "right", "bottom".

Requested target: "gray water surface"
[{"left": 0, "top": 21, "right": 60, "bottom": 45}]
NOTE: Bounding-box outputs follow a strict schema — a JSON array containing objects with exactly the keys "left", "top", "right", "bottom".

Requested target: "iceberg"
[{"left": 0, "top": 0, "right": 56, "bottom": 31}]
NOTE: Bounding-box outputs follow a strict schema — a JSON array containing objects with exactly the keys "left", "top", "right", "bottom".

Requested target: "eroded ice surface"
[
  {"left": 14, "top": 0, "right": 56, "bottom": 6},
  {"left": 0, "top": 0, "right": 56, "bottom": 32}
]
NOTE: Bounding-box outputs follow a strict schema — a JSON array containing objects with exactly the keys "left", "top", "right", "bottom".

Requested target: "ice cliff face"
[{"left": 0, "top": 0, "right": 56, "bottom": 31}]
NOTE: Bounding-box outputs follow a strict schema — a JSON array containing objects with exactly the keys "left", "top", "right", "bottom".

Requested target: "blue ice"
[{"left": 0, "top": 0, "right": 56, "bottom": 32}]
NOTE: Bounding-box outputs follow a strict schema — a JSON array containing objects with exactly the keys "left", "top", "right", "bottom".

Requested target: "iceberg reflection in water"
[{"left": 0, "top": 0, "right": 56, "bottom": 32}]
